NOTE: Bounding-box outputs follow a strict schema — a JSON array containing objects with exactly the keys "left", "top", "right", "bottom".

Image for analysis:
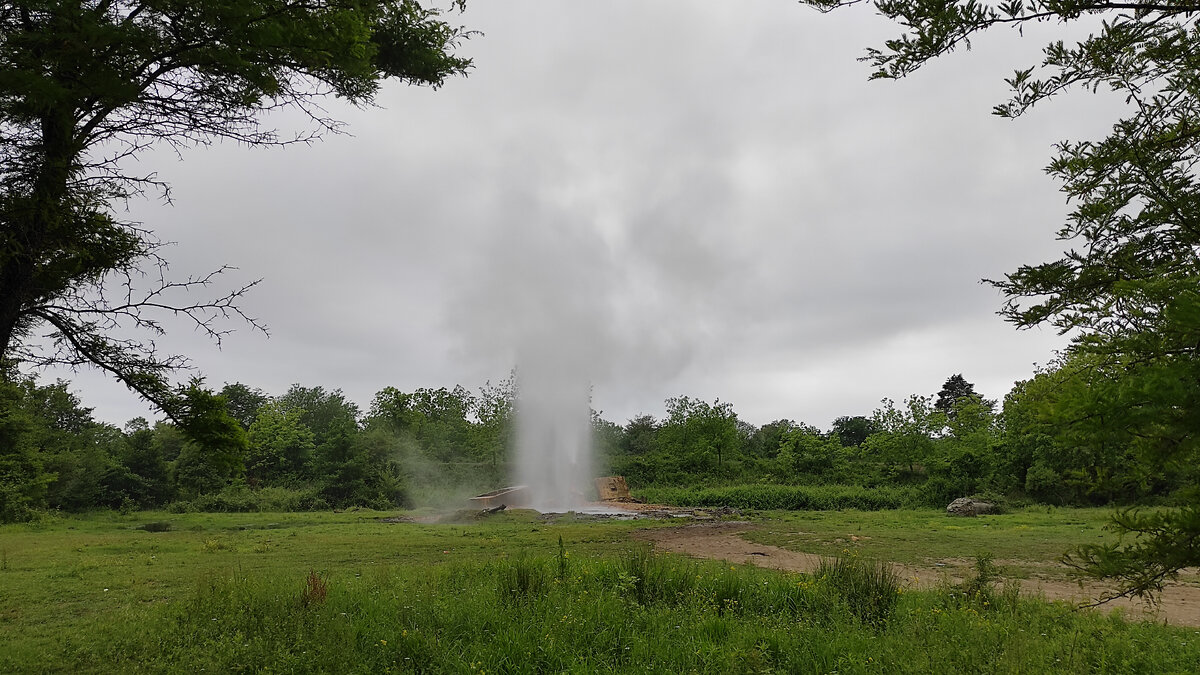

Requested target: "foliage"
[
  {"left": 220, "top": 383, "right": 269, "bottom": 431},
  {"left": 744, "top": 418, "right": 801, "bottom": 457},
  {"left": 816, "top": 554, "right": 901, "bottom": 627},
  {"left": 366, "top": 385, "right": 475, "bottom": 462},
  {"left": 934, "top": 374, "right": 982, "bottom": 418},
  {"left": 469, "top": 374, "right": 515, "bottom": 468},
  {"left": 171, "top": 380, "right": 248, "bottom": 498},
  {"left": 1065, "top": 506, "right": 1200, "bottom": 603},
  {"left": 275, "top": 385, "right": 361, "bottom": 450},
  {"left": 1000, "top": 353, "right": 1188, "bottom": 505},
  {"left": 0, "top": 379, "right": 49, "bottom": 522},
  {"left": 946, "top": 553, "right": 1004, "bottom": 609},
  {"left": 658, "top": 396, "right": 742, "bottom": 472},
  {"left": 168, "top": 484, "right": 329, "bottom": 513},
  {"left": 775, "top": 425, "right": 845, "bottom": 478},
  {"left": 830, "top": 415, "right": 876, "bottom": 447},
  {"left": 807, "top": 0, "right": 1200, "bottom": 600},
  {"left": 7, "top": 369, "right": 1192, "bottom": 515},
  {"left": 863, "top": 395, "right": 943, "bottom": 474},
  {"left": 638, "top": 483, "right": 923, "bottom": 511},
  {"left": 0, "top": 0, "right": 473, "bottom": 411},
  {"left": 246, "top": 401, "right": 316, "bottom": 484}
]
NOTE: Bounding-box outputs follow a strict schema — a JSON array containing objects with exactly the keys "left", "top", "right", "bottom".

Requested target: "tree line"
[{"left": 3, "top": 364, "right": 1190, "bottom": 522}]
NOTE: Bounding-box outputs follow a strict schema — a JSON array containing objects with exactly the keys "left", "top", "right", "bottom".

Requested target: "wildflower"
[{"left": 380, "top": 640, "right": 387, "bottom": 646}]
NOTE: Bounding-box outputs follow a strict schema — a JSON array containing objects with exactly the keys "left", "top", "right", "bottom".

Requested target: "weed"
[
  {"left": 961, "top": 552, "right": 1000, "bottom": 603},
  {"left": 200, "top": 539, "right": 230, "bottom": 553},
  {"left": 817, "top": 554, "right": 900, "bottom": 628},
  {"left": 940, "top": 553, "right": 1009, "bottom": 611},
  {"left": 498, "top": 554, "right": 546, "bottom": 602},
  {"left": 556, "top": 535, "right": 569, "bottom": 581},
  {"left": 300, "top": 570, "right": 327, "bottom": 608}
]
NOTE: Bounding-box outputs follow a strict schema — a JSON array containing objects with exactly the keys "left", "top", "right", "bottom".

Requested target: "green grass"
[
  {"left": 2, "top": 509, "right": 1198, "bottom": 673},
  {"left": 742, "top": 507, "right": 1132, "bottom": 581}
]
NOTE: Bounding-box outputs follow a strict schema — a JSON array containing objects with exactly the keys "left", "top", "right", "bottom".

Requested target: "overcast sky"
[{"left": 48, "top": 1, "right": 1124, "bottom": 430}]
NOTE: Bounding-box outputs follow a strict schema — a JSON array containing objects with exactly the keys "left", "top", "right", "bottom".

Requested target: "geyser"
[{"left": 513, "top": 346, "right": 594, "bottom": 512}]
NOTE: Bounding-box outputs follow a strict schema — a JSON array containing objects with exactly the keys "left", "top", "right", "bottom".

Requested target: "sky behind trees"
[{"left": 47, "top": 2, "right": 1121, "bottom": 428}]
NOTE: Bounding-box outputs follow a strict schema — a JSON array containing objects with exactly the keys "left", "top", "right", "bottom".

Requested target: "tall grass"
[
  {"left": 51, "top": 547, "right": 1200, "bottom": 674},
  {"left": 816, "top": 554, "right": 901, "bottom": 627},
  {"left": 167, "top": 485, "right": 330, "bottom": 513},
  {"left": 637, "top": 483, "right": 924, "bottom": 510}
]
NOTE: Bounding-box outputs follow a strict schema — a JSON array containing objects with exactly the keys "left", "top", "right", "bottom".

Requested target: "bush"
[
  {"left": 168, "top": 485, "right": 330, "bottom": 513},
  {"left": 937, "top": 553, "right": 1020, "bottom": 614},
  {"left": 636, "top": 484, "right": 922, "bottom": 511},
  {"left": 816, "top": 555, "right": 901, "bottom": 628},
  {"left": 918, "top": 476, "right": 961, "bottom": 507}
]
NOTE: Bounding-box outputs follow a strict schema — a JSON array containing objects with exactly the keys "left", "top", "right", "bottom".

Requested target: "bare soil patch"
[{"left": 635, "top": 522, "right": 1200, "bottom": 627}]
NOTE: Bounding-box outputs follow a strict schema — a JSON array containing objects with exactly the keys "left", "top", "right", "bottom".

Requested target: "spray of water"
[
  {"left": 447, "top": 193, "right": 715, "bottom": 512},
  {"left": 513, "top": 347, "right": 593, "bottom": 511}
]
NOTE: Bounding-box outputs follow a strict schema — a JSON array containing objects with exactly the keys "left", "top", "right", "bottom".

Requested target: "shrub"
[
  {"left": 816, "top": 555, "right": 900, "bottom": 628},
  {"left": 939, "top": 553, "right": 1019, "bottom": 613},
  {"left": 300, "top": 570, "right": 327, "bottom": 608},
  {"left": 168, "top": 485, "right": 330, "bottom": 513},
  {"left": 636, "top": 484, "right": 922, "bottom": 511}
]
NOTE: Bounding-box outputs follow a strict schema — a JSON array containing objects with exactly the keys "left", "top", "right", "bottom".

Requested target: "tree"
[
  {"left": 745, "top": 419, "right": 799, "bottom": 458},
  {"left": 863, "top": 395, "right": 943, "bottom": 474},
  {"left": 108, "top": 421, "right": 171, "bottom": 506},
  {"left": 246, "top": 400, "right": 316, "bottom": 483},
  {"left": 776, "top": 425, "right": 844, "bottom": 478},
  {"left": 469, "top": 375, "right": 514, "bottom": 469},
  {"left": 591, "top": 410, "right": 623, "bottom": 460},
  {"left": 366, "top": 385, "right": 475, "bottom": 460},
  {"left": 658, "top": 396, "right": 741, "bottom": 472},
  {"left": 806, "top": 0, "right": 1200, "bottom": 599},
  {"left": 171, "top": 380, "right": 247, "bottom": 497},
  {"left": 830, "top": 415, "right": 876, "bottom": 447},
  {"left": 934, "top": 375, "right": 975, "bottom": 415},
  {"left": 618, "top": 415, "right": 660, "bottom": 456},
  {"left": 0, "top": 378, "right": 51, "bottom": 521},
  {"left": 220, "top": 383, "right": 269, "bottom": 431},
  {"left": 275, "top": 384, "right": 360, "bottom": 450},
  {"left": 0, "top": 1, "right": 473, "bottom": 413}
]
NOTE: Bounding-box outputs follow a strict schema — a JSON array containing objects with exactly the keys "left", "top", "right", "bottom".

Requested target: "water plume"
[
  {"left": 446, "top": 187, "right": 719, "bottom": 511},
  {"left": 513, "top": 345, "right": 594, "bottom": 511}
]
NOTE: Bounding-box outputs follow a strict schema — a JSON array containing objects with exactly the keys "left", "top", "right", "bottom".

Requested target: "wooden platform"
[{"left": 468, "top": 485, "right": 529, "bottom": 509}]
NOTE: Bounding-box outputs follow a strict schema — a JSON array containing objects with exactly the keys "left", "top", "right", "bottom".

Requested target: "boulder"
[{"left": 946, "top": 497, "right": 995, "bottom": 517}]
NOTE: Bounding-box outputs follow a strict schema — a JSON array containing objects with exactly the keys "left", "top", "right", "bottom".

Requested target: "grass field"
[
  {"left": 742, "top": 507, "right": 1129, "bottom": 581},
  {"left": 2, "top": 508, "right": 1199, "bottom": 673}
]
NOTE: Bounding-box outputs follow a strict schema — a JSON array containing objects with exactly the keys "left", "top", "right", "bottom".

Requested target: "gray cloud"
[{"left": 46, "top": 1, "right": 1117, "bottom": 429}]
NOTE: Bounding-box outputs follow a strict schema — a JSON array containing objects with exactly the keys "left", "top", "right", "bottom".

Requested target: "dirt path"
[{"left": 634, "top": 522, "right": 1200, "bottom": 627}]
